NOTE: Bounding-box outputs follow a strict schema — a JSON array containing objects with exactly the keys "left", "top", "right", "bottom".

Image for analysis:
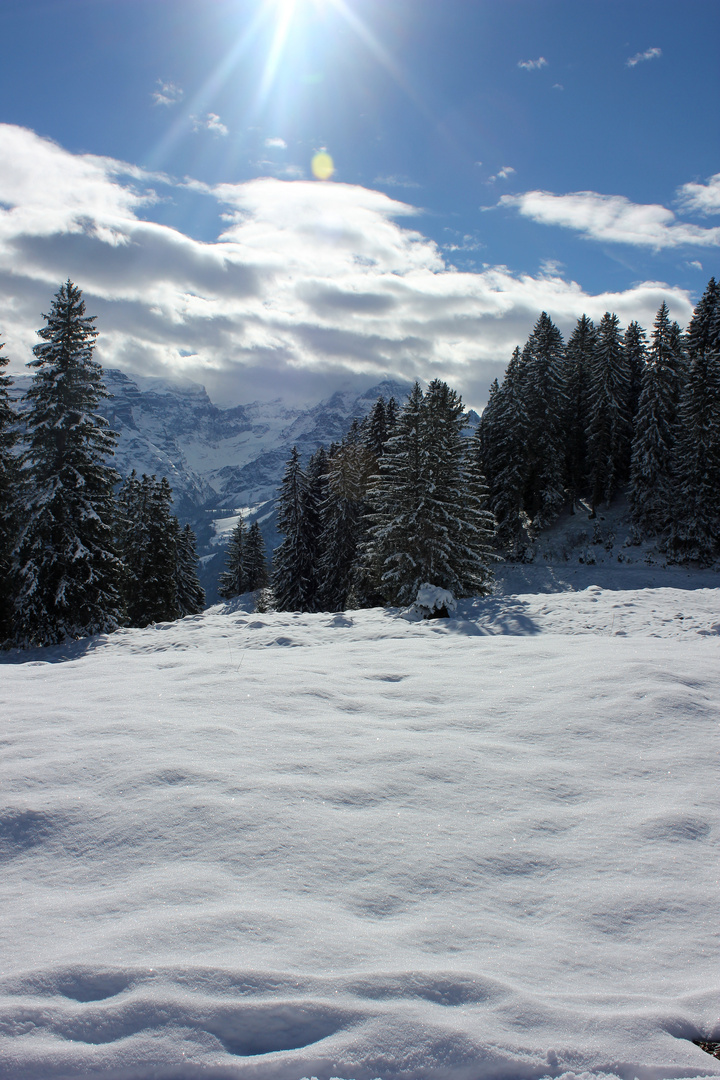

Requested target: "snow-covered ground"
[{"left": 1, "top": 569, "right": 719, "bottom": 1080}]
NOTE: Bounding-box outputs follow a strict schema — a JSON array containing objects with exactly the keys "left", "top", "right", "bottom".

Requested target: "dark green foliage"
[
  {"left": 318, "top": 433, "right": 375, "bottom": 610},
  {"left": 561, "top": 315, "right": 596, "bottom": 511},
  {"left": 12, "top": 281, "right": 123, "bottom": 647},
  {"left": 272, "top": 447, "right": 318, "bottom": 611},
  {"left": 0, "top": 343, "right": 20, "bottom": 643},
  {"left": 667, "top": 278, "right": 720, "bottom": 563},
  {"left": 629, "top": 303, "right": 684, "bottom": 537},
  {"left": 624, "top": 320, "right": 648, "bottom": 422},
  {"left": 118, "top": 472, "right": 180, "bottom": 627},
  {"left": 218, "top": 515, "right": 247, "bottom": 599},
  {"left": 586, "top": 312, "right": 634, "bottom": 510},
  {"left": 176, "top": 524, "right": 205, "bottom": 616},
  {"left": 519, "top": 312, "right": 567, "bottom": 528},
  {"left": 242, "top": 521, "right": 269, "bottom": 592}
]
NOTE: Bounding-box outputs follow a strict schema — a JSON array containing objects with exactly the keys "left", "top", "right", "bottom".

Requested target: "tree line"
[
  {"left": 477, "top": 278, "right": 720, "bottom": 563},
  {"left": 0, "top": 281, "right": 205, "bottom": 649}
]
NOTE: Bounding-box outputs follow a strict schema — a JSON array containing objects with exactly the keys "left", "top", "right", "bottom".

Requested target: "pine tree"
[
  {"left": 560, "top": 315, "right": 596, "bottom": 511},
  {"left": 118, "top": 472, "right": 180, "bottom": 626},
  {"left": 242, "top": 521, "right": 269, "bottom": 591},
  {"left": 0, "top": 343, "right": 21, "bottom": 643},
  {"left": 667, "top": 278, "right": 720, "bottom": 562},
  {"left": 624, "top": 320, "right": 648, "bottom": 422},
  {"left": 519, "top": 312, "right": 567, "bottom": 528},
  {"left": 365, "top": 380, "right": 495, "bottom": 605},
  {"left": 272, "top": 447, "right": 317, "bottom": 611},
  {"left": 13, "top": 281, "right": 123, "bottom": 647},
  {"left": 317, "top": 434, "right": 375, "bottom": 610},
  {"left": 586, "top": 312, "right": 634, "bottom": 510},
  {"left": 629, "top": 303, "right": 683, "bottom": 537},
  {"left": 176, "top": 524, "right": 205, "bottom": 616},
  {"left": 218, "top": 515, "right": 247, "bottom": 599}
]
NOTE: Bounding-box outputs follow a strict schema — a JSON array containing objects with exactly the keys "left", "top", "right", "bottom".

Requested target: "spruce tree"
[
  {"left": 176, "top": 524, "right": 205, "bottom": 616},
  {"left": 272, "top": 447, "right": 317, "bottom": 611},
  {"left": 218, "top": 515, "right": 247, "bottom": 599},
  {"left": 560, "top": 315, "right": 596, "bottom": 511},
  {"left": 13, "top": 281, "right": 123, "bottom": 647},
  {"left": 118, "top": 472, "right": 180, "bottom": 626},
  {"left": 519, "top": 312, "right": 566, "bottom": 528},
  {"left": 667, "top": 278, "right": 720, "bottom": 562},
  {"left": 586, "top": 312, "right": 634, "bottom": 510},
  {"left": 624, "top": 320, "right": 648, "bottom": 422},
  {"left": 242, "top": 521, "right": 269, "bottom": 591},
  {"left": 629, "top": 303, "right": 684, "bottom": 538},
  {"left": 318, "top": 434, "right": 375, "bottom": 610},
  {"left": 0, "top": 343, "right": 20, "bottom": 643}
]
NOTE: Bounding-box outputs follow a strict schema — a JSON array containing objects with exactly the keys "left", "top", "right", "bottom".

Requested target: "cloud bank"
[{"left": 0, "top": 124, "right": 696, "bottom": 410}]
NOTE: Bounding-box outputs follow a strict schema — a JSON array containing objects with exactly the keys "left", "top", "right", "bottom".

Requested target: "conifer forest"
[{"left": 1, "top": 276, "right": 719, "bottom": 644}]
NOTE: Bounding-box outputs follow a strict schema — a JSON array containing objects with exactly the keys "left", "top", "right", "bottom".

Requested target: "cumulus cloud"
[
  {"left": 500, "top": 189, "right": 720, "bottom": 249},
  {"left": 191, "top": 113, "right": 229, "bottom": 137},
  {"left": 487, "top": 166, "right": 515, "bottom": 184},
  {"left": 264, "top": 137, "right": 287, "bottom": 149},
  {"left": 0, "top": 124, "right": 696, "bottom": 410},
  {"left": 626, "top": 46, "right": 662, "bottom": 68},
  {"left": 676, "top": 173, "right": 720, "bottom": 216},
  {"left": 152, "top": 80, "right": 183, "bottom": 106},
  {"left": 518, "top": 57, "right": 548, "bottom": 71}
]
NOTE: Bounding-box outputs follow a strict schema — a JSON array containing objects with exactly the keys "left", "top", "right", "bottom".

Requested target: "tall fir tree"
[
  {"left": 317, "top": 433, "right": 375, "bottom": 610},
  {"left": 667, "top": 278, "right": 720, "bottom": 562},
  {"left": 518, "top": 312, "right": 567, "bottom": 528},
  {"left": 586, "top": 312, "right": 634, "bottom": 511},
  {"left": 365, "top": 380, "right": 495, "bottom": 605},
  {"left": 560, "top": 315, "right": 596, "bottom": 511},
  {"left": 117, "top": 472, "right": 180, "bottom": 626},
  {"left": 0, "top": 343, "right": 21, "bottom": 643},
  {"left": 176, "top": 523, "right": 205, "bottom": 616},
  {"left": 242, "top": 520, "right": 269, "bottom": 591},
  {"left": 624, "top": 320, "right": 648, "bottom": 423},
  {"left": 629, "top": 303, "right": 684, "bottom": 537},
  {"left": 13, "top": 281, "right": 123, "bottom": 647},
  {"left": 218, "top": 514, "right": 247, "bottom": 599},
  {"left": 272, "top": 447, "right": 317, "bottom": 611}
]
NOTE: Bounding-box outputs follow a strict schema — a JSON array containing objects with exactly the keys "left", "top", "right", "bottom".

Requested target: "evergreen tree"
[
  {"left": 272, "top": 447, "right": 317, "bottom": 611},
  {"left": 363, "top": 396, "right": 389, "bottom": 458},
  {"left": 0, "top": 343, "right": 21, "bottom": 643},
  {"left": 365, "top": 380, "right": 495, "bottom": 605},
  {"left": 519, "top": 312, "right": 567, "bottom": 528},
  {"left": 667, "top": 278, "right": 720, "bottom": 562},
  {"left": 318, "top": 433, "right": 375, "bottom": 610},
  {"left": 218, "top": 515, "right": 247, "bottom": 599},
  {"left": 629, "top": 303, "right": 683, "bottom": 537},
  {"left": 118, "top": 472, "right": 180, "bottom": 626},
  {"left": 13, "top": 281, "right": 123, "bottom": 647},
  {"left": 242, "top": 521, "right": 269, "bottom": 591},
  {"left": 560, "top": 315, "right": 596, "bottom": 511},
  {"left": 176, "top": 523, "right": 205, "bottom": 616},
  {"left": 586, "top": 312, "right": 634, "bottom": 510},
  {"left": 624, "top": 320, "right": 648, "bottom": 422}
]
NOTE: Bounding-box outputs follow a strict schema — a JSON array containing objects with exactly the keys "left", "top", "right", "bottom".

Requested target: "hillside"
[{"left": 1, "top": 570, "right": 718, "bottom": 1080}]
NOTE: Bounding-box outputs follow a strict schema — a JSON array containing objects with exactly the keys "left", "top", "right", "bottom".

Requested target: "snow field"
[{"left": 0, "top": 585, "right": 719, "bottom": 1080}]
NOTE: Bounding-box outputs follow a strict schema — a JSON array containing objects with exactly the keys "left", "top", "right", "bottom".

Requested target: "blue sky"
[{"left": 1, "top": 0, "right": 718, "bottom": 407}]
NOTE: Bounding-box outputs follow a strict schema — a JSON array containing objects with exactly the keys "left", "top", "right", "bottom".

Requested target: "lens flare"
[{"left": 311, "top": 151, "right": 335, "bottom": 180}]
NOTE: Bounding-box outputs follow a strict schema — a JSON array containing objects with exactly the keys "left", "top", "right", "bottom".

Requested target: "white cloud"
[
  {"left": 487, "top": 166, "right": 515, "bottom": 184},
  {"left": 374, "top": 175, "right": 421, "bottom": 189},
  {"left": 626, "top": 46, "right": 662, "bottom": 68},
  {"left": 676, "top": 173, "right": 720, "bottom": 216},
  {"left": 500, "top": 189, "right": 720, "bottom": 249},
  {"left": 518, "top": 57, "right": 548, "bottom": 71},
  {"left": 264, "top": 137, "right": 287, "bottom": 149},
  {"left": 192, "top": 113, "right": 229, "bottom": 137},
  {"left": 552, "top": 83, "right": 564, "bottom": 91},
  {"left": 0, "top": 124, "right": 696, "bottom": 410},
  {"left": 686, "top": 261, "right": 703, "bottom": 271},
  {"left": 152, "top": 80, "right": 183, "bottom": 107}
]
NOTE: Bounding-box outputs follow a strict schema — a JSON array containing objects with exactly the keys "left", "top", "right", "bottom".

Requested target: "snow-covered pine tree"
[
  {"left": 667, "top": 278, "right": 720, "bottom": 562},
  {"left": 560, "top": 315, "right": 596, "bottom": 511},
  {"left": 272, "top": 447, "right": 317, "bottom": 611},
  {"left": 363, "top": 396, "right": 389, "bottom": 458},
  {"left": 218, "top": 515, "right": 247, "bottom": 599},
  {"left": 317, "top": 432, "right": 375, "bottom": 610},
  {"left": 629, "top": 303, "right": 684, "bottom": 538},
  {"left": 586, "top": 312, "right": 634, "bottom": 511},
  {"left": 365, "top": 380, "right": 495, "bottom": 605},
  {"left": 624, "top": 320, "right": 648, "bottom": 423},
  {"left": 518, "top": 312, "right": 567, "bottom": 528},
  {"left": 241, "top": 520, "right": 269, "bottom": 591},
  {"left": 12, "top": 281, "right": 123, "bottom": 648},
  {"left": 0, "top": 342, "right": 21, "bottom": 643},
  {"left": 118, "top": 472, "right": 180, "bottom": 627},
  {"left": 477, "top": 351, "right": 532, "bottom": 558},
  {"left": 176, "top": 523, "right": 205, "bottom": 616}
]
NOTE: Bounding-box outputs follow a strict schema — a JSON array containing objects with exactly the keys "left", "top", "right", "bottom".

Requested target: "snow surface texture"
[{"left": 1, "top": 571, "right": 719, "bottom": 1080}]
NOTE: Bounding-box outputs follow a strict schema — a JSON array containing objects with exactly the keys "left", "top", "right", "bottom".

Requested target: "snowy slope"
[{"left": 1, "top": 576, "right": 719, "bottom": 1080}]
